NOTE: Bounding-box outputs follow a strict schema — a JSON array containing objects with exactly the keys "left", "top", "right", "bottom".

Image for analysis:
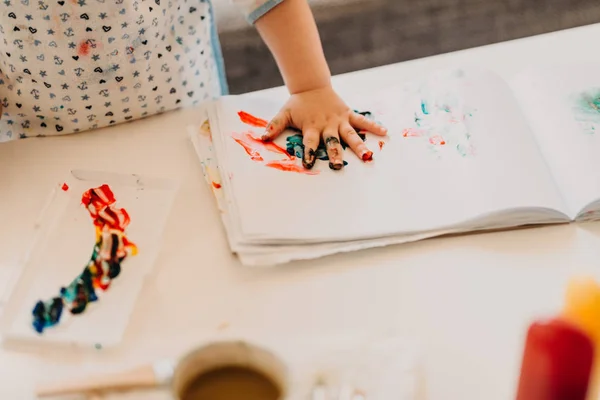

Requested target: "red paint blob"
[
  {"left": 362, "top": 151, "right": 373, "bottom": 161},
  {"left": 516, "top": 318, "right": 594, "bottom": 400},
  {"left": 265, "top": 160, "right": 319, "bottom": 175},
  {"left": 61, "top": 183, "right": 69, "bottom": 191},
  {"left": 238, "top": 111, "right": 268, "bottom": 128},
  {"left": 378, "top": 141, "right": 385, "bottom": 151},
  {"left": 77, "top": 41, "right": 91, "bottom": 56},
  {"left": 81, "top": 185, "right": 132, "bottom": 232},
  {"left": 212, "top": 181, "right": 222, "bottom": 189}
]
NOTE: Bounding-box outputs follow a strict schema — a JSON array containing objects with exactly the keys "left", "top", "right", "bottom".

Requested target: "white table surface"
[{"left": 2, "top": 23, "right": 600, "bottom": 400}]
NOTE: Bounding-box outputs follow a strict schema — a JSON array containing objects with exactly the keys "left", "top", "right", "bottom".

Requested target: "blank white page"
[
  {"left": 213, "top": 68, "right": 565, "bottom": 242},
  {"left": 511, "top": 63, "right": 600, "bottom": 218}
]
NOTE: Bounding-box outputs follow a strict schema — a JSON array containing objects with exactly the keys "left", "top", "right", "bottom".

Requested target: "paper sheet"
[
  {"left": 1, "top": 170, "right": 178, "bottom": 348},
  {"left": 511, "top": 63, "right": 600, "bottom": 218}
]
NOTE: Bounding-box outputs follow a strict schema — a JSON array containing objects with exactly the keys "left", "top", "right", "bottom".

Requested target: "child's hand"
[{"left": 261, "top": 86, "right": 388, "bottom": 170}]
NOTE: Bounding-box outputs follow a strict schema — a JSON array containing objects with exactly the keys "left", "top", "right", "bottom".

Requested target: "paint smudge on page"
[
  {"left": 402, "top": 76, "right": 476, "bottom": 158},
  {"left": 403, "top": 128, "right": 426, "bottom": 138},
  {"left": 61, "top": 183, "right": 69, "bottom": 191},
  {"left": 199, "top": 119, "right": 212, "bottom": 141},
  {"left": 212, "top": 181, "right": 222, "bottom": 189},
  {"left": 571, "top": 89, "right": 600, "bottom": 135},
  {"left": 237, "top": 111, "right": 268, "bottom": 128},
  {"left": 232, "top": 132, "right": 264, "bottom": 162},
  {"left": 265, "top": 160, "right": 319, "bottom": 175},
  {"left": 31, "top": 185, "right": 137, "bottom": 334},
  {"left": 429, "top": 135, "right": 446, "bottom": 145},
  {"left": 378, "top": 141, "right": 385, "bottom": 151},
  {"left": 232, "top": 131, "right": 292, "bottom": 160}
]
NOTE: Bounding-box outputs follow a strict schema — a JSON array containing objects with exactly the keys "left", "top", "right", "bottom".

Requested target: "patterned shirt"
[{"left": 0, "top": 0, "right": 283, "bottom": 142}]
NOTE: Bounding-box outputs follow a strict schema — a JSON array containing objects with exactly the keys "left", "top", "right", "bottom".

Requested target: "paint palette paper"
[
  {"left": 190, "top": 66, "right": 600, "bottom": 266},
  {"left": 0, "top": 170, "right": 178, "bottom": 348}
]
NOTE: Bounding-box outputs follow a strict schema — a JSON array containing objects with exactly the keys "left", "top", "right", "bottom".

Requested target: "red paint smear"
[
  {"left": 402, "top": 128, "right": 426, "bottom": 137},
  {"left": 429, "top": 135, "right": 446, "bottom": 145},
  {"left": 238, "top": 111, "right": 268, "bottom": 128},
  {"left": 61, "top": 183, "right": 69, "bottom": 191},
  {"left": 362, "top": 151, "right": 373, "bottom": 161},
  {"left": 265, "top": 160, "right": 319, "bottom": 175},
  {"left": 212, "top": 181, "right": 222, "bottom": 189},
  {"left": 232, "top": 133, "right": 264, "bottom": 162},
  {"left": 77, "top": 41, "right": 91, "bottom": 56},
  {"left": 378, "top": 141, "right": 385, "bottom": 150},
  {"left": 242, "top": 131, "right": 292, "bottom": 159},
  {"left": 232, "top": 131, "right": 293, "bottom": 160}
]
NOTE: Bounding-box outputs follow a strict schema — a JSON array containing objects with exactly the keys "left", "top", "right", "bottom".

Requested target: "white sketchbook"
[{"left": 190, "top": 65, "right": 600, "bottom": 266}]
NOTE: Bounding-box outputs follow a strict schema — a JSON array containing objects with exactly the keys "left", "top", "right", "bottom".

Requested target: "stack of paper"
[{"left": 189, "top": 66, "right": 600, "bottom": 266}]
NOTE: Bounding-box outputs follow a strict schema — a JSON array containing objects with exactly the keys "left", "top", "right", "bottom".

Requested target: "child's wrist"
[{"left": 287, "top": 73, "right": 331, "bottom": 95}]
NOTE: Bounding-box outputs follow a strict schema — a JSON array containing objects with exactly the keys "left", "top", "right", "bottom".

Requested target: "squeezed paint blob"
[
  {"left": 61, "top": 183, "right": 69, "bottom": 191},
  {"left": 378, "top": 141, "right": 385, "bottom": 150},
  {"left": 31, "top": 185, "right": 137, "bottom": 334},
  {"left": 212, "top": 181, "right": 222, "bottom": 189}
]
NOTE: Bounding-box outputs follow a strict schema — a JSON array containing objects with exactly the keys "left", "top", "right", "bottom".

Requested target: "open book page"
[
  {"left": 209, "top": 68, "right": 566, "bottom": 243},
  {"left": 510, "top": 64, "right": 600, "bottom": 220}
]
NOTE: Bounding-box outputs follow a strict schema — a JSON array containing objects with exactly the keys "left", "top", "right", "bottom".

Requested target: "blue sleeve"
[{"left": 231, "top": 0, "right": 287, "bottom": 24}]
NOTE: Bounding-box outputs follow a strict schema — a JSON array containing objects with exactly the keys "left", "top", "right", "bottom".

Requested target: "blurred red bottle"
[{"left": 516, "top": 318, "right": 594, "bottom": 400}]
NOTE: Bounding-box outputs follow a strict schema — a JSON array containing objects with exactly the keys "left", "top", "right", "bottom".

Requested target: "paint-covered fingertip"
[
  {"left": 329, "top": 162, "right": 344, "bottom": 171},
  {"left": 260, "top": 134, "right": 272, "bottom": 142},
  {"left": 361, "top": 151, "right": 373, "bottom": 162}
]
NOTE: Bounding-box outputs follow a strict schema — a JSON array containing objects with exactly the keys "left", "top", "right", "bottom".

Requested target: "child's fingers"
[
  {"left": 262, "top": 111, "right": 289, "bottom": 142},
  {"left": 302, "top": 127, "right": 320, "bottom": 170},
  {"left": 339, "top": 123, "right": 373, "bottom": 162},
  {"left": 349, "top": 112, "right": 388, "bottom": 136},
  {"left": 323, "top": 128, "right": 344, "bottom": 170}
]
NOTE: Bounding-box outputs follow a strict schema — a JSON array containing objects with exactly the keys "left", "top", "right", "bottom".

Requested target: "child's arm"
[{"left": 252, "top": 0, "right": 387, "bottom": 170}]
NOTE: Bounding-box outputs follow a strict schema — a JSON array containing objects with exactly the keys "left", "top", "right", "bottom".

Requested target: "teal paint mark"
[
  {"left": 284, "top": 110, "right": 371, "bottom": 166},
  {"left": 572, "top": 89, "right": 600, "bottom": 135},
  {"left": 420, "top": 100, "right": 429, "bottom": 115}
]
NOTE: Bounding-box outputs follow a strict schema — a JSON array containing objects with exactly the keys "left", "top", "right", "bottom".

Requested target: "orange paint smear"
[
  {"left": 212, "top": 181, "right": 222, "bottom": 189},
  {"left": 238, "top": 111, "right": 268, "bottom": 128},
  {"left": 265, "top": 160, "right": 319, "bottom": 175},
  {"left": 378, "top": 141, "right": 385, "bottom": 150},
  {"left": 429, "top": 135, "right": 446, "bottom": 145},
  {"left": 61, "top": 183, "right": 69, "bottom": 191},
  {"left": 402, "top": 128, "right": 426, "bottom": 138}
]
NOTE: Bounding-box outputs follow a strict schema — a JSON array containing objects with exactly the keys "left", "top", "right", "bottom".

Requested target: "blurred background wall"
[{"left": 214, "top": 0, "right": 600, "bottom": 94}]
